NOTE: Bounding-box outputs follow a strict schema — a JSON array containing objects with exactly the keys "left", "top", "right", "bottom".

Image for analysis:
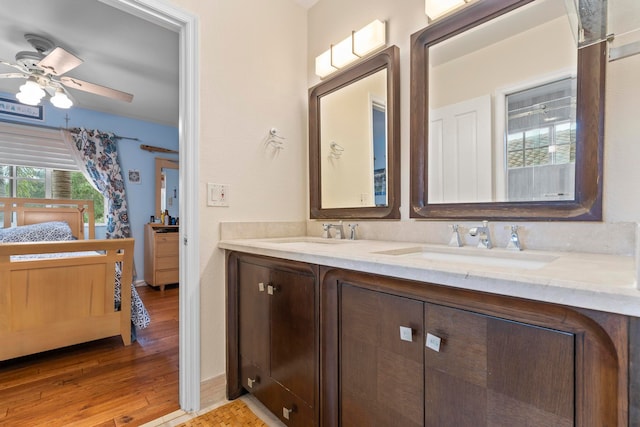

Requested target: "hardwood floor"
[{"left": 0, "top": 285, "right": 179, "bottom": 427}]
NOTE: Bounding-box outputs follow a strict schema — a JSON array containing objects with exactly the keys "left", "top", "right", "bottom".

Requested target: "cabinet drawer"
[
  {"left": 156, "top": 269, "right": 179, "bottom": 284},
  {"left": 157, "top": 255, "right": 179, "bottom": 270},
  {"left": 156, "top": 240, "right": 178, "bottom": 257}
]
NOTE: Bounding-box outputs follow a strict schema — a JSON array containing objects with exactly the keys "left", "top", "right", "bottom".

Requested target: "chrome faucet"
[
  {"left": 348, "top": 223, "right": 358, "bottom": 240},
  {"left": 506, "top": 225, "right": 522, "bottom": 251},
  {"left": 322, "top": 221, "right": 345, "bottom": 239},
  {"left": 469, "top": 220, "right": 492, "bottom": 249}
]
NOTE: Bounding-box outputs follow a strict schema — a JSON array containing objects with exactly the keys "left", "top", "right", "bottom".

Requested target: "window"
[
  {"left": 505, "top": 77, "right": 577, "bottom": 201},
  {"left": 0, "top": 164, "right": 106, "bottom": 224}
]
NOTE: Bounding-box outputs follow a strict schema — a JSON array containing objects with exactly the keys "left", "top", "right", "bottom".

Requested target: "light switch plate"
[{"left": 207, "top": 183, "right": 230, "bottom": 207}]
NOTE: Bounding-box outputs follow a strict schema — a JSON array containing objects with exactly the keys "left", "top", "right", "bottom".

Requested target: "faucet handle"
[
  {"left": 348, "top": 223, "right": 358, "bottom": 240},
  {"left": 448, "top": 224, "right": 463, "bottom": 247},
  {"left": 322, "top": 223, "right": 332, "bottom": 239},
  {"left": 506, "top": 225, "right": 522, "bottom": 251}
]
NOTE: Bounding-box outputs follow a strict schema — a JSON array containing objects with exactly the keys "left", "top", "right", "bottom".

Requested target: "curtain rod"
[{"left": 0, "top": 118, "right": 140, "bottom": 141}]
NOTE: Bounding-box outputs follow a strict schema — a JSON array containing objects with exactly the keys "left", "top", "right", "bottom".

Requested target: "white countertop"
[{"left": 218, "top": 237, "right": 639, "bottom": 317}]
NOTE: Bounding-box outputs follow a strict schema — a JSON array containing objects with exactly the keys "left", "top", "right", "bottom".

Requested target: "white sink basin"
[
  {"left": 373, "top": 246, "right": 558, "bottom": 270},
  {"left": 267, "top": 237, "right": 356, "bottom": 245}
]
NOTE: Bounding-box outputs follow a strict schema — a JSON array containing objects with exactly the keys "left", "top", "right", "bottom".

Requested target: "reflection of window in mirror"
[{"left": 503, "top": 77, "right": 576, "bottom": 202}]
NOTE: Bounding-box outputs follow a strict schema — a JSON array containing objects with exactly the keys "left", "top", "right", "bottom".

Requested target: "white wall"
[{"left": 168, "top": 0, "right": 308, "bottom": 381}]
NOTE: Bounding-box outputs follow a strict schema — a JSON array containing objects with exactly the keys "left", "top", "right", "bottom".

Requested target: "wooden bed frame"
[{"left": 0, "top": 197, "right": 134, "bottom": 361}]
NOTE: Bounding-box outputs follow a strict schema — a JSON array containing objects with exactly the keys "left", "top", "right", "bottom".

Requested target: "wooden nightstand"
[{"left": 144, "top": 223, "right": 179, "bottom": 291}]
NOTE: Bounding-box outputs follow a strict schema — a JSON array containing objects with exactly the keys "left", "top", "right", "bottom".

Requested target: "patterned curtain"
[{"left": 61, "top": 128, "right": 131, "bottom": 239}]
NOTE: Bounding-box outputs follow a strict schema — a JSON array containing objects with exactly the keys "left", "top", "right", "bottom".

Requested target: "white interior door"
[{"left": 429, "top": 95, "right": 492, "bottom": 203}]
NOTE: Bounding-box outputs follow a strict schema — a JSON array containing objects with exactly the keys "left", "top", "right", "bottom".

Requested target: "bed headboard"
[{"left": 0, "top": 197, "right": 95, "bottom": 240}]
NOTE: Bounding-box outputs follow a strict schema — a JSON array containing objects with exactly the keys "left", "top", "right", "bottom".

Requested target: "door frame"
[{"left": 98, "top": 0, "right": 201, "bottom": 411}]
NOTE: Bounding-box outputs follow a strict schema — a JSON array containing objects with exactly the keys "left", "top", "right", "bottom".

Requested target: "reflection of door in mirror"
[
  {"left": 320, "top": 69, "right": 387, "bottom": 209},
  {"left": 161, "top": 167, "right": 179, "bottom": 218},
  {"left": 372, "top": 100, "right": 387, "bottom": 206},
  {"left": 155, "top": 157, "right": 178, "bottom": 218},
  {"left": 427, "top": 0, "right": 576, "bottom": 204}
]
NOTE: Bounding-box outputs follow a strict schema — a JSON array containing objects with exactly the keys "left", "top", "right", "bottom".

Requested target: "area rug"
[{"left": 176, "top": 399, "right": 268, "bottom": 427}]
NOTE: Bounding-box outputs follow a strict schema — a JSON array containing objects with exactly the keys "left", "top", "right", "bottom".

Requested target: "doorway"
[{"left": 102, "top": 0, "right": 201, "bottom": 412}]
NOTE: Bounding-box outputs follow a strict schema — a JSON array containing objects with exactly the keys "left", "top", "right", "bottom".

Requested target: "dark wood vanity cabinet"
[
  {"left": 322, "top": 269, "right": 629, "bottom": 427},
  {"left": 228, "top": 253, "right": 631, "bottom": 427},
  {"left": 228, "top": 253, "right": 318, "bottom": 427},
  {"left": 340, "top": 283, "right": 574, "bottom": 427}
]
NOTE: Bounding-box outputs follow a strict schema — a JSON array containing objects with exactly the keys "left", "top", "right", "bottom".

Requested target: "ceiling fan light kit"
[{"left": 0, "top": 34, "right": 133, "bottom": 110}]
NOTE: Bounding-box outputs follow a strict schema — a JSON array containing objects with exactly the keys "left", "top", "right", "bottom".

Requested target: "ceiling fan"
[{"left": 0, "top": 34, "right": 134, "bottom": 109}]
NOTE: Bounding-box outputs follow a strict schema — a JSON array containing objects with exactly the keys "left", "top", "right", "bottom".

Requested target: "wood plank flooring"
[{"left": 0, "top": 285, "right": 179, "bottom": 427}]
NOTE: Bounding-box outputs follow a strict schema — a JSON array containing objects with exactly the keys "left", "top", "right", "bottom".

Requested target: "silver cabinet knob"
[
  {"left": 282, "top": 406, "right": 295, "bottom": 420},
  {"left": 258, "top": 282, "right": 265, "bottom": 292},
  {"left": 267, "top": 284, "right": 279, "bottom": 295},
  {"left": 426, "top": 333, "right": 442, "bottom": 352},
  {"left": 399, "top": 326, "right": 413, "bottom": 342},
  {"left": 247, "top": 376, "right": 259, "bottom": 388}
]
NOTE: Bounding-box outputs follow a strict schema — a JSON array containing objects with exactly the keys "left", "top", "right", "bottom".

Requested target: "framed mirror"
[
  {"left": 410, "top": 0, "right": 605, "bottom": 220},
  {"left": 155, "top": 157, "right": 179, "bottom": 219},
  {"left": 309, "top": 45, "right": 400, "bottom": 219}
]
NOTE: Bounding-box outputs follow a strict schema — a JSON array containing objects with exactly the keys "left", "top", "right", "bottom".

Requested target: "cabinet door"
[
  {"left": 238, "top": 261, "right": 271, "bottom": 374},
  {"left": 424, "top": 303, "right": 574, "bottom": 427},
  {"left": 340, "top": 284, "right": 424, "bottom": 427},
  {"left": 269, "top": 269, "right": 316, "bottom": 407}
]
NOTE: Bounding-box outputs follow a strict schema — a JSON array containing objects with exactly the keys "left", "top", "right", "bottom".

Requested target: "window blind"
[{"left": 0, "top": 122, "right": 79, "bottom": 171}]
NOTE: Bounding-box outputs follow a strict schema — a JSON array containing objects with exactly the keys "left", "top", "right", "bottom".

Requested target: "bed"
[{"left": 0, "top": 197, "right": 147, "bottom": 361}]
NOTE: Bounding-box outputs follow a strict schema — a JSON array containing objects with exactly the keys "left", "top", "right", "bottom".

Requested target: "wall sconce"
[
  {"left": 315, "top": 19, "right": 386, "bottom": 78},
  {"left": 425, "top": 0, "right": 472, "bottom": 21}
]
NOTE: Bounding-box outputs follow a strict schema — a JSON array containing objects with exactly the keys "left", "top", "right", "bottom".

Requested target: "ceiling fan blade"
[
  {"left": 60, "top": 76, "right": 133, "bottom": 103},
  {"left": 38, "top": 47, "right": 83, "bottom": 76},
  {"left": 0, "top": 59, "right": 28, "bottom": 73},
  {"left": 0, "top": 72, "right": 28, "bottom": 79}
]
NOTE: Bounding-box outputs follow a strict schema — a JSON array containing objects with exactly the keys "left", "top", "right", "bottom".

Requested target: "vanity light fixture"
[
  {"left": 425, "top": 0, "right": 472, "bottom": 22},
  {"left": 315, "top": 19, "right": 386, "bottom": 78}
]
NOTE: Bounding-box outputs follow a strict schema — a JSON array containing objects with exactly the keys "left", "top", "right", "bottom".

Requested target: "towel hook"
[
  {"left": 329, "top": 141, "right": 344, "bottom": 159},
  {"left": 267, "top": 127, "right": 285, "bottom": 150}
]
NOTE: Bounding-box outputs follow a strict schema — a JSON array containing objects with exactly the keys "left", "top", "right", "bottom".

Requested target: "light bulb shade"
[
  {"left": 50, "top": 90, "right": 73, "bottom": 109},
  {"left": 314, "top": 19, "right": 387, "bottom": 78},
  {"left": 16, "top": 90, "right": 42, "bottom": 106},
  {"left": 315, "top": 49, "right": 337, "bottom": 78},
  {"left": 18, "top": 79, "right": 46, "bottom": 99},
  {"left": 331, "top": 34, "right": 359, "bottom": 68},
  {"left": 353, "top": 19, "right": 386, "bottom": 57},
  {"left": 425, "top": 0, "right": 468, "bottom": 20}
]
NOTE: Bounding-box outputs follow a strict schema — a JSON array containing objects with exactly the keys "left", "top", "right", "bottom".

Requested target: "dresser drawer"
[
  {"left": 157, "top": 255, "right": 179, "bottom": 270},
  {"left": 156, "top": 240, "right": 178, "bottom": 257},
  {"left": 156, "top": 269, "right": 179, "bottom": 284}
]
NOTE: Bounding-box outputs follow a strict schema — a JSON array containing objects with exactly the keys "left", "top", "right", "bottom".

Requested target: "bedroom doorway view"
[{"left": 0, "top": 0, "right": 199, "bottom": 422}]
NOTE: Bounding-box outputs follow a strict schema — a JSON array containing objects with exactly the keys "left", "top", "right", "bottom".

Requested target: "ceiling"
[
  {"left": 0, "top": 0, "right": 179, "bottom": 127},
  {"left": 0, "top": 0, "right": 321, "bottom": 128}
]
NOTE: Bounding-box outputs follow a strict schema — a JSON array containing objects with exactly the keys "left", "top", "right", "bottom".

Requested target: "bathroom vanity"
[{"left": 223, "top": 237, "right": 639, "bottom": 427}]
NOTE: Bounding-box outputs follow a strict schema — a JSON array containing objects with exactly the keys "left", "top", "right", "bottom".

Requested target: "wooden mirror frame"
[
  {"left": 410, "top": 0, "right": 605, "bottom": 221},
  {"left": 155, "top": 157, "right": 179, "bottom": 218},
  {"left": 309, "top": 45, "right": 400, "bottom": 219}
]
